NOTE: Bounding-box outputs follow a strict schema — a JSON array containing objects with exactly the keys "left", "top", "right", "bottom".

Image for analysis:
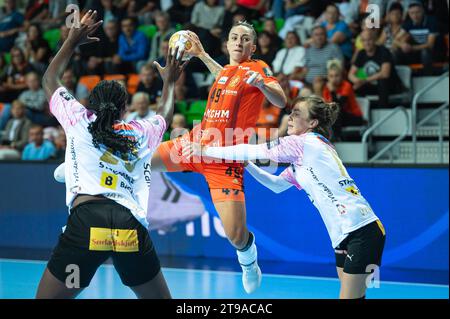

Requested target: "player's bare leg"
[
  {"left": 214, "top": 199, "right": 262, "bottom": 294},
  {"left": 339, "top": 273, "right": 369, "bottom": 299},
  {"left": 129, "top": 270, "right": 172, "bottom": 299},
  {"left": 36, "top": 268, "right": 84, "bottom": 299}
]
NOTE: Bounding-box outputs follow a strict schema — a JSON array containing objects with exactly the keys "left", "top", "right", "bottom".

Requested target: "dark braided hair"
[{"left": 87, "top": 80, "right": 136, "bottom": 155}]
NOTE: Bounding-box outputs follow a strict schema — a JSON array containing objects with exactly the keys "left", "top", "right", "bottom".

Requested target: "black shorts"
[
  {"left": 47, "top": 199, "right": 161, "bottom": 288},
  {"left": 335, "top": 220, "right": 386, "bottom": 275}
]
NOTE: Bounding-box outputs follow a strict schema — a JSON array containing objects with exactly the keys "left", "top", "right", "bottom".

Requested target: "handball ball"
[{"left": 168, "top": 31, "right": 193, "bottom": 61}]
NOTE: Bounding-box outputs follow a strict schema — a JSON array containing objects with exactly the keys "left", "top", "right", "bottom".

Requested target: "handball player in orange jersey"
[{"left": 152, "top": 21, "right": 287, "bottom": 293}]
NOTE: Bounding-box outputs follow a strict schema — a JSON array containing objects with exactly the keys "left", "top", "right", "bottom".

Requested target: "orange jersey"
[
  {"left": 200, "top": 59, "right": 277, "bottom": 146},
  {"left": 322, "top": 80, "right": 363, "bottom": 118}
]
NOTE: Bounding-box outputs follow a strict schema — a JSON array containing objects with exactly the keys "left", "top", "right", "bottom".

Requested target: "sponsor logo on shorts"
[{"left": 89, "top": 227, "right": 139, "bottom": 252}]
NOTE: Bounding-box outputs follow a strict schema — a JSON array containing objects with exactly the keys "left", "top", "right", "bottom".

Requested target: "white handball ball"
[
  {"left": 168, "top": 31, "right": 193, "bottom": 61},
  {"left": 54, "top": 163, "right": 66, "bottom": 183}
]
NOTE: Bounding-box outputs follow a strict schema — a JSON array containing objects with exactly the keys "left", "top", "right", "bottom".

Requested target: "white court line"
[
  {"left": 1, "top": 258, "right": 448, "bottom": 289},
  {"left": 162, "top": 267, "right": 450, "bottom": 289}
]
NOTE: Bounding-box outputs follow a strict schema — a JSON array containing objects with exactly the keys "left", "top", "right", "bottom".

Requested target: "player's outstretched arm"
[
  {"left": 197, "top": 135, "right": 303, "bottom": 164},
  {"left": 200, "top": 143, "right": 269, "bottom": 161},
  {"left": 153, "top": 47, "right": 189, "bottom": 125},
  {"left": 43, "top": 10, "right": 102, "bottom": 101},
  {"left": 186, "top": 142, "right": 292, "bottom": 193},
  {"left": 246, "top": 162, "right": 292, "bottom": 194},
  {"left": 185, "top": 32, "right": 223, "bottom": 79}
]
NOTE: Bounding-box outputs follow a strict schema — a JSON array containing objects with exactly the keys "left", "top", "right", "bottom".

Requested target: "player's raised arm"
[
  {"left": 42, "top": 10, "right": 103, "bottom": 101},
  {"left": 185, "top": 32, "right": 223, "bottom": 79},
  {"left": 153, "top": 47, "right": 189, "bottom": 125}
]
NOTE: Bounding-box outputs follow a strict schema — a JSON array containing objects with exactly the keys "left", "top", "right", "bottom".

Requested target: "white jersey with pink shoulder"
[
  {"left": 266, "top": 133, "right": 379, "bottom": 248},
  {"left": 50, "top": 86, "right": 166, "bottom": 228}
]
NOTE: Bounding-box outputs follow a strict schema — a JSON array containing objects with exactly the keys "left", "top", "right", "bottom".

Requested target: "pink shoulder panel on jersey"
[
  {"left": 129, "top": 115, "right": 167, "bottom": 151},
  {"left": 280, "top": 166, "right": 302, "bottom": 190},
  {"left": 49, "top": 87, "right": 89, "bottom": 130},
  {"left": 264, "top": 134, "right": 306, "bottom": 164}
]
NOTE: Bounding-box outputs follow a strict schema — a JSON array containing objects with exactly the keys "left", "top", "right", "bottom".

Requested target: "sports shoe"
[{"left": 241, "top": 261, "right": 262, "bottom": 294}]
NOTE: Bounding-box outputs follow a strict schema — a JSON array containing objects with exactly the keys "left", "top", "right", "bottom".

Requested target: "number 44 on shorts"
[{"left": 222, "top": 188, "right": 240, "bottom": 195}]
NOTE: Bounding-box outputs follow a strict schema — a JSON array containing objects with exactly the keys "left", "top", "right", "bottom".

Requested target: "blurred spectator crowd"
[{"left": 0, "top": 0, "right": 448, "bottom": 161}]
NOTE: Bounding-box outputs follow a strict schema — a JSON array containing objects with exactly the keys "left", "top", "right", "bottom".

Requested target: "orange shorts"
[{"left": 156, "top": 133, "right": 245, "bottom": 203}]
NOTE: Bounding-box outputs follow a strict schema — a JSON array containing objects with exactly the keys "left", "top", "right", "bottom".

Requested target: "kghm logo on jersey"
[
  {"left": 339, "top": 179, "right": 360, "bottom": 196},
  {"left": 204, "top": 109, "right": 230, "bottom": 119}
]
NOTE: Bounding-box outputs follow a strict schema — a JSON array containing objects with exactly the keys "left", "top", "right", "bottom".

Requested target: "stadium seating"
[
  {"left": 364, "top": 65, "right": 412, "bottom": 105},
  {"left": 412, "top": 76, "right": 449, "bottom": 103},
  {"left": 43, "top": 28, "right": 61, "bottom": 51},
  {"left": 78, "top": 75, "right": 101, "bottom": 92},
  {"left": 4, "top": 52, "right": 11, "bottom": 65},
  {"left": 341, "top": 97, "right": 370, "bottom": 138},
  {"left": 175, "top": 101, "right": 188, "bottom": 114},
  {"left": 103, "top": 74, "right": 126, "bottom": 82},
  {"left": 185, "top": 100, "right": 207, "bottom": 126},
  {"left": 126, "top": 73, "right": 140, "bottom": 95},
  {"left": 137, "top": 25, "right": 157, "bottom": 39},
  {"left": 275, "top": 18, "right": 285, "bottom": 32}
]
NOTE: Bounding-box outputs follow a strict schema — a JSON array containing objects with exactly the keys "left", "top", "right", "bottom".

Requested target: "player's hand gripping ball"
[{"left": 169, "top": 31, "right": 193, "bottom": 61}]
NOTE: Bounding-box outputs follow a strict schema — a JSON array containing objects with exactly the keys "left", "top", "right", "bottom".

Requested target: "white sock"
[{"left": 237, "top": 233, "right": 257, "bottom": 267}]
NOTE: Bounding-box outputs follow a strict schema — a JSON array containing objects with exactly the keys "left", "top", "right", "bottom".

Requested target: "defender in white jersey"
[
  {"left": 194, "top": 95, "right": 386, "bottom": 299},
  {"left": 35, "top": 10, "right": 187, "bottom": 299}
]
